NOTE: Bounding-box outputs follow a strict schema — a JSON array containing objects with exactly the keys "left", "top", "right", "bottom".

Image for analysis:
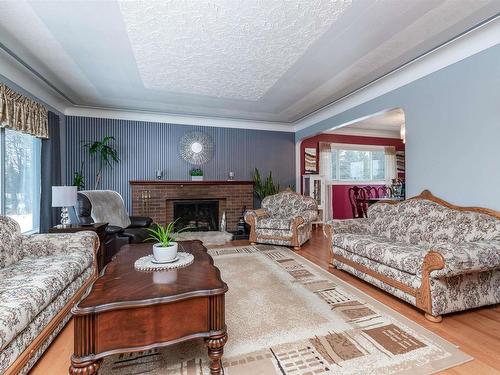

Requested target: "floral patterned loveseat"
[
  {"left": 325, "top": 190, "right": 500, "bottom": 322},
  {"left": 0, "top": 216, "right": 99, "bottom": 374},
  {"left": 245, "top": 190, "right": 318, "bottom": 249}
]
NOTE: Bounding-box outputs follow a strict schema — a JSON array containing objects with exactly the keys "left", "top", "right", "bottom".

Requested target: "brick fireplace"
[{"left": 130, "top": 180, "right": 254, "bottom": 232}]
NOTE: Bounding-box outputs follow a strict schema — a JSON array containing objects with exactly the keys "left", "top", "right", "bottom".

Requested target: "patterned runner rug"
[{"left": 100, "top": 245, "right": 472, "bottom": 374}]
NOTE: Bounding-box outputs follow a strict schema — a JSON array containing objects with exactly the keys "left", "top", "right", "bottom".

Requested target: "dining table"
[{"left": 367, "top": 197, "right": 405, "bottom": 206}]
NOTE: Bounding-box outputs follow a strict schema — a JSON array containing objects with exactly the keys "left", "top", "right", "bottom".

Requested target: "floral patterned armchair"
[
  {"left": 245, "top": 190, "right": 318, "bottom": 249},
  {"left": 326, "top": 190, "right": 500, "bottom": 322},
  {"left": 0, "top": 216, "right": 99, "bottom": 374}
]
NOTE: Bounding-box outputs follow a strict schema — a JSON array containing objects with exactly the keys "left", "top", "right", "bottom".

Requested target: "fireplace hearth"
[{"left": 173, "top": 200, "right": 219, "bottom": 231}]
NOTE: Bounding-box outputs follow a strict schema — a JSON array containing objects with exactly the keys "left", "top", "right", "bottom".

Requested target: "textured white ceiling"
[
  {"left": 118, "top": 0, "right": 352, "bottom": 100},
  {"left": 0, "top": 0, "right": 499, "bottom": 124}
]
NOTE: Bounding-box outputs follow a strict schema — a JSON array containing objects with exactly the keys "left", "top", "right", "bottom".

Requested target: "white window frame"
[
  {"left": 0, "top": 128, "right": 42, "bottom": 233},
  {"left": 329, "top": 143, "right": 388, "bottom": 185}
]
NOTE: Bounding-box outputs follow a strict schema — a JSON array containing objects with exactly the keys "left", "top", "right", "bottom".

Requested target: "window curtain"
[
  {"left": 319, "top": 142, "right": 334, "bottom": 221},
  {"left": 39, "top": 112, "right": 61, "bottom": 232},
  {"left": 319, "top": 142, "right": 333, "bottom": 180},
  {"left": 0, "top": 83, "right": 49, "bottom": 139},
  {"left": 384, "top": 146, "right": 397, "bottom": 183}
]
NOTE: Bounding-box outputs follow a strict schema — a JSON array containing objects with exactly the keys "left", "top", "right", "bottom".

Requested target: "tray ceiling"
[{"left": 0, "top": 0, "right": 498, "bottom": 124}]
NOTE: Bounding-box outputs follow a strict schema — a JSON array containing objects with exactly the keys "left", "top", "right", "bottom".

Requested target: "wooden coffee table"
[{"left": 69, "top": 240, "right": 228, "bottom": 374}]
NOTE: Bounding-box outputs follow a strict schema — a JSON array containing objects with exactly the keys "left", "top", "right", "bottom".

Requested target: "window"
[
  {"left": 0, "top": 128, "right": 41, "bottom": 233},
  {"left": 321, "top": 143, "right": 395, "bottom": 183}
]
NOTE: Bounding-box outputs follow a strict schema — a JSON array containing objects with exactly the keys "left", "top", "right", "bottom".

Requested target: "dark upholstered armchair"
[{"left": 75, "top": 190, "right": 154, "bottom": 244}]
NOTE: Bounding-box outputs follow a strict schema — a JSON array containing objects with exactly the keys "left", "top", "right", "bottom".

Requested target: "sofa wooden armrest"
[{"left": 415, "top": 251, "right": 446, "bottom": 322}]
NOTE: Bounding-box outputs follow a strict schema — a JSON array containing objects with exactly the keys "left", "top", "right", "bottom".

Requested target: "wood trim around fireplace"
[{"left": 130, "top": 180, "right": 254, "bottom": 185}]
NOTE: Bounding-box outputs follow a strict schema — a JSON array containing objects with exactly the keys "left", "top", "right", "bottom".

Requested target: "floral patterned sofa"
[
  {"left": 325, "top": 190, "right": 500, "bottom": 322},
  {"left": 245, "top": 190, "right": 318, "bottom": 249},
  {"left": 0, "top": 216, "right": 99, "bottom": 375}
]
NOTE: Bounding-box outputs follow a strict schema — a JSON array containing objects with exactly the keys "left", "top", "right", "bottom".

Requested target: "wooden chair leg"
[
  {"left": 293, "top": 246, "right": 301, "bottom": 251},
  {"left": 424, "top": 313, "right": 442, "bottom": 323}
]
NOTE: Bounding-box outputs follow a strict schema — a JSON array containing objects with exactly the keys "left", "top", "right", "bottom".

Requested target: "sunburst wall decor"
[{"left": 179, "top": 131, "right": 214, "bottom": 165}]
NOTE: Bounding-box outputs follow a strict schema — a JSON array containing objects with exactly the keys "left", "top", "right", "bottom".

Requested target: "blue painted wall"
[
  {"left": 297, "top": 45, "right": 500, "bottom": 210},
  {"left": 65, "top": 117, "right": 295, "bottom": 210}
]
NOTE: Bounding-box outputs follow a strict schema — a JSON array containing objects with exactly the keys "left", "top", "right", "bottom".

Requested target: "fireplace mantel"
[
  {"left": 130, "top": 180, "right": 254, "bottom": 231},
  {"left": 130, "top": 180, "right": 254, "bottom": 185}
]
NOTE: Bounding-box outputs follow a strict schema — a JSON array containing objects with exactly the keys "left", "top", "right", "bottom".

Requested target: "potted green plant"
[
  {"left": 145, "top": 219, "right": 191, "bottom": 263},
  {"left": 190, "top": 168, "right": 204, "bottom": 181},
  {"left": 72, "top": 161, "right": 85, "bottom": 190},
  {"left": 252, "top": 168, "right": 280, "bottom": 205}
]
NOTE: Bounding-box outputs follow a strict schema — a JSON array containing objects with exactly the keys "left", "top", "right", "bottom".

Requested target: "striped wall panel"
[{"left": 65, "top": 116, "right": 295, "bottom": 210}]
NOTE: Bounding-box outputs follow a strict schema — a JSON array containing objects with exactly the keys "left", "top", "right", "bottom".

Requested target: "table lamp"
[{"left": 52, "top": 186, "right": 77, "bottom": 227}]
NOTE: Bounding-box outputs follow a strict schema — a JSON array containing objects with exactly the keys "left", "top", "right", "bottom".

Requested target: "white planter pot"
[
  {"left": 153, "top": 242, "right": 178, "bottom": 262},
  {"left": 191, "top": 176, "right": 203, "bottom": 181}
]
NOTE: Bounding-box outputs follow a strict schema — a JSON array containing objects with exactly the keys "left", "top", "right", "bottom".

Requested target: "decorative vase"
[
  {"left": 152, "top": 242, "right": 178, "bottom": 262},
  {"left": 191, "top": 176, "right": 203, "bottom": 181},
  {"left": 220, "top": 211, "right": 227, "bottom": 232}
]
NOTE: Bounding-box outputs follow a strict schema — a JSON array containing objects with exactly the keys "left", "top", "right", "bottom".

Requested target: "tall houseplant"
[
  {"left": 84, "top": 136, "right": 120, "bottom": 189},
  {"left": 252, "top": 168, "right": 280, "bottom": 202}
]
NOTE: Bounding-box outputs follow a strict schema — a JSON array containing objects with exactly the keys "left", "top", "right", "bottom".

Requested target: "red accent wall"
[{"left": 300, "top": 134, "right": 405, "bottom": 219}]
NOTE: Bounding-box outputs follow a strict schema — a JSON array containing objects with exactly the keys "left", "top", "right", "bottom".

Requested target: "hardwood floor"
[{"left": 30, "top": 229, "right": 500, "bottom": 374}]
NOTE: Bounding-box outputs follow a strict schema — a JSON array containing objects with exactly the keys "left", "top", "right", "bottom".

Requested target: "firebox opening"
[{"left": 173, "top": 200, "right": 219, "bottom": 232}]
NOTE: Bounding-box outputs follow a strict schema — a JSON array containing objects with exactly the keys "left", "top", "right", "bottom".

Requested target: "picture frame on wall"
[{"left": 304, "top": 147, "right": 317, "bottom": 174}]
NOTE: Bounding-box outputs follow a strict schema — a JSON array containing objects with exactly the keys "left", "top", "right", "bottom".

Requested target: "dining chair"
[
  {"left": 378, "top": 186, "right": 394, "bottom": 198},
  {"left": 364, "top": 185, "right": 378, "bottom": 199},
  {"left": 348, "top": 186, "right": 368, "bottom": 218}
]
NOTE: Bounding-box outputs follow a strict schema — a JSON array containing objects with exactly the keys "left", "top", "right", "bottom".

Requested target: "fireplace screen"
[{"left": 173, "top": 200, "right": 219, "bottom": 232}]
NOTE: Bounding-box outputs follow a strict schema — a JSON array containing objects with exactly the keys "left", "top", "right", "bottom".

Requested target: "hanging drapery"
[
  {"left": 318, "top": 142, "right": 334, "bottom": 221},
  {"left": 40, "top": 112, "right": 61, "bottom": 232},
  {"left": 384, "top": 146, "right": 397, "bottom": 183},
  {"left": 319, "top": 142, "right": 333, "bottom": 180},
  {"left": 0, "top": 83, "right": 49, "bottom": 139}
]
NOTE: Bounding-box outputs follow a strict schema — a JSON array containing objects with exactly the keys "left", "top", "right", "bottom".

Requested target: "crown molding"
[
  {"left": 294, "top": 16, "right": 500, "bottom": 132},
  {"left": 65, "top": 106, "right": 294, "bottom": 132},
  {"left": 0, "top": 47, "right": 69, "bottom": 113}
]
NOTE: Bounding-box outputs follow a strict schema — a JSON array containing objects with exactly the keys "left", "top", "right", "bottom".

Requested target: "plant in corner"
[
  {"left": 72, "top": 161, "right": 85, "bottom": 190},
  {"left": 145, "top": 219, "right": 192, "bottom": 263},
  {"left": 252, "top": 168, "right": 280, "bottom": 201},
  {"left": 190, "top": 168, "right": 204, "bottom": 181},
  {"left": 84, "top": 136, "right": 120, "bottom": 189}
]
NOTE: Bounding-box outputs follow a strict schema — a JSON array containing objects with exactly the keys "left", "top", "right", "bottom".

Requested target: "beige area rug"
[
  {"left": 100, "top": 245, "right": 472, "bottom": 374},
  {"left": 173, "top": 231, "right": 233, "bottom": 245}
]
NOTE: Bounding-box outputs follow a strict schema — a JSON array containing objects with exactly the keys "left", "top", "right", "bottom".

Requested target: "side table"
[{"left": 49, "top": 223, "right": 108, "bottom": 271}]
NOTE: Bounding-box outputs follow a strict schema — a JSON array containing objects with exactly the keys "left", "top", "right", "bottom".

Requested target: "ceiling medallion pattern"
[{"left": 179, "top": 131, "right": 214, "bottom": 165}]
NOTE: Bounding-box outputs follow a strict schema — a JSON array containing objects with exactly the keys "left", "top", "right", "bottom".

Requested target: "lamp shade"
[{"left": 52, "top": 186, "right": 77, "bottom": 207}]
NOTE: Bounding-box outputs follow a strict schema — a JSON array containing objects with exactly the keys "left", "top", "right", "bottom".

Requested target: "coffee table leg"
[
  {"left": 206, "top": 333, "right": 228, "bottom": 374},
  {"left": 69, "top": 357, "right": 102, "bottom": 375}
]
